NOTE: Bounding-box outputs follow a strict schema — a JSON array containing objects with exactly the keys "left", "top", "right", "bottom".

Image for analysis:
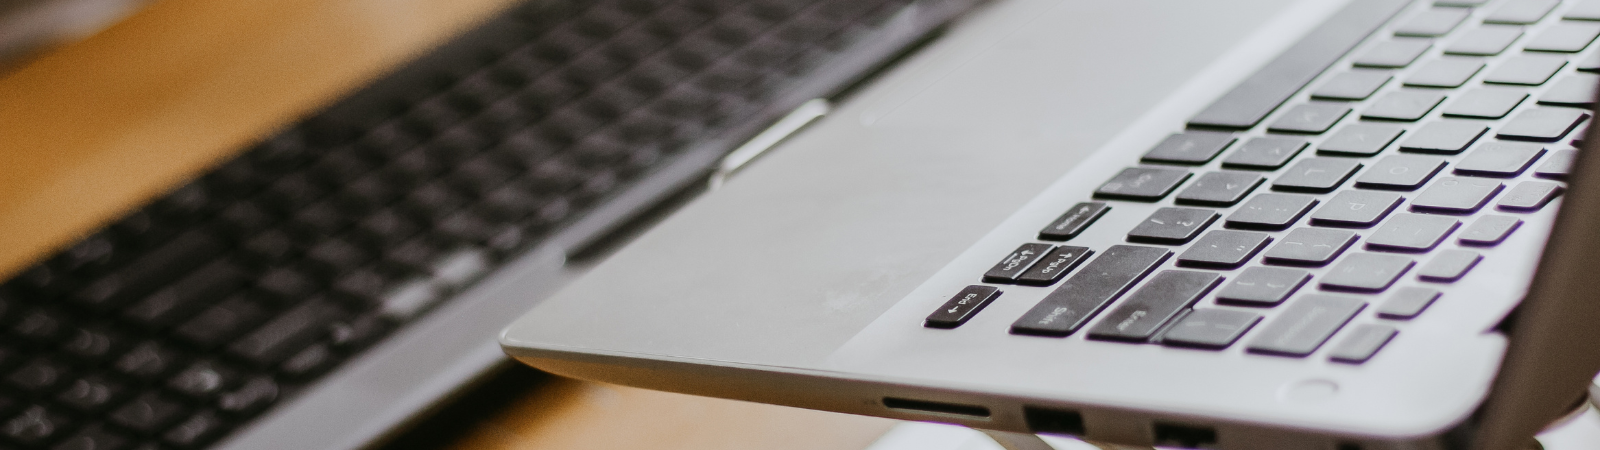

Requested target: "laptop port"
[
  {"left": 1153, "top": 422, "right": 1218, "bottom": 449},
  {"left": 881, "top": 397, "right": 990, "bottom": 418},
  {"left": 1023, "top": 406, "right": 1085, "bottom": 437}
]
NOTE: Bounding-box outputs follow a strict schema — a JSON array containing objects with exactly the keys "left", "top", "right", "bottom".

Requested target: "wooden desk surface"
[{"left": 0, "top": 0, "right": 895, "bottom": 448}]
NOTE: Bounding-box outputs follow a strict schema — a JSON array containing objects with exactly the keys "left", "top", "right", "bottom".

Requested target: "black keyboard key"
[
  {"left": 3, "top": 405, "right": 74, "bottom": 447},
  {"left": 114, "top": 341, "right": 184, "bottom": 381},
  {"left": 1272, "top": 158, "right": 1362, "bottom": 193},
  {"left": 1535, "top": 149, "right": 1576, "bottom": 178},
  {"left": 304, "top": 239, "right": 373, "bottom": 274},
  {"left": 1403, "top": 57, "right": 1484, "bottom": 88},
  {"left": 1309, "top": 190, "right": 1404, "bottom": 227},
  {"left": 1038, "top": 202, "right": 1108, "bottom": 241},
  {"left": 110, "top": 393, "right": 187, "bottom": 434},
  {"left": 123, "top": 260, "right": 248, "bottom": 329},
  {"left": 1224, "top": 193, "right": 1317, "bottom": 230},
  {"left": 1454, "top": 142, "right": 1545, "bottom": 177},
  {"left": 1160, "top": 308, "right": 1261, "bottom": 349},
  {"left": 1367, "top": 213, "right": 1460, "bottom": 252},
  {"left": 53, "top": 424, "right": 131, "bottom": 450},
  {"left": 254, "top": 267, "right": 317, "bottom": 307},
  {"left": 1174, "top": 171, "right": 1264, "bottom": 206},
  {"left": 57, "top": 325, "right": 121, "bottom": 361},
  {"left": 1523, "top": 22, "right": 1600, "bottom": 52},
  {"left": 218, "top": 377, "right": 278, "bottom": 415},
  {"left": 983, "top": 243, "right": 1053, "bottom": 283},
  {"left": 1445, "top": 25, "right": 1523, "bottom": 56},
  {"left": 74, "top": 230, "right": 226, "bottom": 312},
  {"left": 1442, "top": 88, "right": 1527, "bottom": 119},
  {"left": 1263, "top": 227, "right": 1358, "bottom": 266},
  {"left": 1538, "top": 74, "right": 1600, "bottom": 106},
  {"left": 1127, "top": 208, "right": 1218, "bottom": 244},
  {"left": 1316, "top": 123, "right": 1403, "bottom": 156},
  {"left": 1087, "top": 270, "right": 1221, "bottom": 342},
  {"left": 1497, "top": 181, "right": 1563, "bottom": 211},
  {"left": 1485, "top": 0, "right": 1558, "bottom": 24},
  {"left": 1176, "top": 230, "right": 1271, "bottom": 268},
  {"left": 1417, "top": 249, "right": 1481, "bottom": 283},
  {"left": 11, "top": 308, "right": 67, "bottom": 344},
  {"left": 1483, "top": 55, "right": 1567, "bottom": 85},
  {"left": 1093, "top": 167, "right": 1191, "bottom": 201},
  {"left": 1324, "top": 252, "right": 1414, "bottom": 291},
  {"left": 166, "top": 361, "right": 240, "bottom": 399},
  {"left": 1215, "top": 266, "right": 1310, "bottom": 306},
  {"left": 1394, "top": 8, "right": 1469, "bottom": 36},
  {"left": 1016, "top": 246, "right": 1092, "bottom": 287},
  {"left": 1247, "top": 294, "right": 1365, "bottom": 356},
  {"left": 1140, "top": 132, "right": 1234, "bottom": 165},
  {"left": 1267, "top": 103, "right": 1350, "bottom": 133},
  {"left": 923, "top": 285, "right": 1000, "bottom": 329},
  {"left": 174, "top": 294, "right": 269, "bottom": 350},
  {"left": 1397, "top": 120, "right": 1487, "bottom": 154},
  {"left": 1353, "top": 38, "right": 1431, "bottom": 68},
  {"left": 1010, "top": 245, "right": 1171, "bottom": 337},
  {"left": 281, "top": 343, "right": 339, "bottom": 380},
  {"left": 6, "top": 358, "right": 70, "bottom": 393},
  {"left": 1354, "top": 154, "right": 1447, "bottom": 190},
  {"left": 1311, "top": 71, "right": 1391, "bottom": 100},
  {"left": 163, "top": 411, "right": 226, "bottom": 448},
  {"left": 1362, "top": 90, "right": 1446, "bottom": 121},
  {"left": 1377, "top": 286, "right": 1441, "bottom": 319},
  {"left": 1328, "top": 324, "right": 1397, "bottom": 363},
  {"left": 1222, "top": 137, "right": 1308, "bottom": 170},
  {"left": 1410, "top": 176, "right": 1504, "bottom": 213},
  {"left": 56, "top": 375, "right": 129, "bottom": 413},
  {"left": 228, "top": 300, "right": 344, "bottom": 367}
]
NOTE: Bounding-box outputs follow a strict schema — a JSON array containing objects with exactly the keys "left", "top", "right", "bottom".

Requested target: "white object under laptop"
[{"left": 501, "top": 0, "right": 1597, "bottom": 448}]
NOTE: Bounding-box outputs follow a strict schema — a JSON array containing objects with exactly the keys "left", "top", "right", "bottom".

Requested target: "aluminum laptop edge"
[{"left": 501, "top": 0, "right": 1600, "bottom": 449}]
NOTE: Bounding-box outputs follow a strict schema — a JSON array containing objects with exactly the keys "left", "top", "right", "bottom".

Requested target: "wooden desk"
[{"left": 0, "top": 0, "right": 896, "bottom": 448}]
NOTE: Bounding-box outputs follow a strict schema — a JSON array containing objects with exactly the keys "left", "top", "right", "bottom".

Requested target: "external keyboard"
[
  {"left": 926, "top": 0, "right": 1591, "bottom": 364},
  {"left": 0, "top": 0, "right": 924, "bottom": 448}
]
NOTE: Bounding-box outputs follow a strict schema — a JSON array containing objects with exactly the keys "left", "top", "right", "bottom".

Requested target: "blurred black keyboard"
[{"left": 0, "top": 0, "right": 920, "bottom": 448}]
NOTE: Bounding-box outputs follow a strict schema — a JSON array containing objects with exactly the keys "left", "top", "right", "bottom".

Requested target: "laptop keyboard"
[
  {"left": 925, "top": 0, "right": 1593, "bottom": 363},
  {"left": 0, "top": 0, "right": 920, "bottom": 448}
]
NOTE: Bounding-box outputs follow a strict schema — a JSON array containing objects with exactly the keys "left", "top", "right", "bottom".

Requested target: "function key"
[
  {"left": 1483, "top": 55, "right": 1567, "bottom": 85},
  {"left": 1272, "top": 158, "right": 1362, "bottom": 193},
  {"left": 1317, "top": 123, "right": 1404, "bottom": 156},
  {"left": 1453, "top": 141, "right": 1545, "bottom": 177},
  {"left": 1038, "top": 202, "right": 1109, "bottom": 241},
  {"left": 1362, "top": 90, "right": 1447, "bottom": 121},
  {"left": 1214, "top": 266, "right": 1311, "bottom": 306},
  {"left": 1140, "top": 132, "right": 1235, "bottom": 165},
  {"left": 1394, "top": 8, "right": 1470, "bottom": 37},
  {"left": 1011, "top": 245, "right": 1171, "bottom": 337},
  {"left": 1323, "top": 252, "right": 1415, "bottom": 292},
  {"left": 1093, "top": 167, "right": 1191, "bottom": 201},
  {"left": 1127, "top": 207, "right": 1218, "bottom": 244},
  {"left": 1160, "top": 308, "right": 1262, "bottom": 349},
  {"left": 1367, "top": 213, "right": 1461, "bottom": 251},
  {"left": 1417, "top": 249, "right": 1482, "bottom": 282},
  {"left": 1354, "top": 154, "right": 1447, "bottom": 190},
  {"left": 1410, "top": 176, "right": 1504, "bottom": 213},
  {"left": 1247, "top": 294, "right": 1366, "bottom": 357},
  {"left": 923, "top": 285, "right": 1001, "bottom": 329},
  {"left": 1398, "top": 120, "right": 1488, "bottom": 154},
  {"left": 1267, "top": 103, "right": 1351, "bottom": 134},
  {"left": 1328, "top": 324, "right": 1398, "bottom": 364},
  {"left": 1176, "top": 230, "right": 1272, "bottom": 269},
  {"left": 1352, "top": 38, "right": 1432, "bottom": 68},
  {"left": 1483, "top": 0, "right": 1558, "bottom": 24},
  {"left": 1225, "top": 193, "right": 1318, "bottom": 230},
  {"left": 1522, "top": 22, "right": 1600, "bottom": 53},
  {"left": 1534, "top": 149, "right": 1575, "bottom": 179},
  {"left": 1016, "top": 246, "right": 1093, "bottom": 287},
  {"left": 1403, "top": 57, "right": 1485, "bottom": 88},
  {"left": 1442, "top": 88, "right": 1528, "bottom": 119},
  {"left": 1537, "top": 74, "right": 1600, "bottom": 106},
  {"left": 1311, "top": 71, "right": 1392, "bottom": 100},
  {"left": 1459, "top": 215, "right": 1523, "bottom": 246},
  {"left": 1496, "top": 181, "right": 1563, "bottom": 211},
  {"left": 1175, "top": 171, "right": 1265, "bottom": 206},
  {"left": 1087, "top": 270, "right": 1222, "bottom": 342},
  {"left": 1221, "top": 137, "right": 1308, "bottom": 170},
  {"left": 983, "top": 243, "right": 1054, "bottom": 284},
  {"left": 1309, "top": 190, "right": 1405, "bottom": 227},
  {"left": 1444, "top": 25, "right": 1524, "bottom": 56}
]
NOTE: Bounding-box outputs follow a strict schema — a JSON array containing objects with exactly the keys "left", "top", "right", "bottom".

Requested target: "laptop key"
[
  {"left": 1538, "top": 74, "right": 1600, "bottom": 106},
  {"left": 3, "top": 405, "right": 74, "bottom": 447},
  {"left": 1221, "top": 137, "right": 1308, "bottom": 170},
  {"left": 1568, "top": 0, "right": 1600, "bottom": 20},
  {"left": 1263, "top": 227, "right": 1358, "bottom": 266},
  {"left": 1011, "top": 245, "right": 1171, "bottom": 337},
  {"left": 1310, "top": 190, "right": 1404, "bottom": 227},
  {"left": 1176, "top": 230, "right": 1272, "bottom": 268},
  {"left": 1267, "top": 103, "right": 1351, "bottom": 133},
  {"left": 1500, "top": 108, "right": 1590, "bottom": 142},
  {"left": 1444, "top": 26, "right": 1523, "bottom": 56},
  {"left": 1483, "top": 55, "right": 1567, "bottom": 85},
  {"left": 1323, "top": 252, "right": 1415, "bottom": 291},
  {"left": 1484, "top": 0, "right": 1558, "bottom": 24},
  {"left": 1311, "top": 71, "right": 1391, "bottom": 100},
  {"left": 110, "top": 393, "right": 187, "bottom": 434},
  {"left": 1460, "top": 215, "right": 1522, "bottom": 246},
  {"left": 1394, "top": 8, "right": 1469, "bottom": 37},
  {"left": 227, "top": 300, "right": 345, "bottom": 367},
  {"left": 1141, "top": 132, "right": 1235, "bottom": 165},
  {"left": 983, "top": 243, "right": 1053, "bottom": 283},
  {"left": 1354, "top": 155, "right": 1447, "bottom": 190},
  {"left": 1016, "top": 246, "right": 1093, "bottom": 286},
  {"left": 1523, "top": 23, "right": 1600, "bottom": 53},
  {"left": 1362, "top": 90, "right": 1446, "bottom": 121},
  {"left": 1272, "top": 158, "right": 1362, "bottom": 193},
  {"left": 1038, "top": 202, "right": 1109, "bottom": 241},
  {"left": 1534, "top": 149, "right": 1575, "bottom": 179},
  {"left": 1160, "top": 308, "right": 1262, "bottom": 349},
  {"left": 1377, "top": 286, "right": 1441, "bottom": 319},
  {"left": 1087, "top": 271, "right": 1222, "bottom": 342},
  {"left": 1094, "top": 167, "right": 1191, "bottom": 201},
  {"left": 1417, "top": 249, "right": 1482, "bottom": 282},
  {"left": 1225, "top": 193, "right": 1317, "bottom": 230},
  {"left": 1175, "top": 171, "right": 1264, "bottom": 206},
  {"left": 1215, "top": 266, "right": 1311, "bottom": 306},
  {"left": 1128, "top": 207, "right": 1218, "bottom": 244},
  {"left": 1353, "top": 38, "right": 1431, "bottom": 68},
  {"left": 1247, "top": 294, "right": 1366, "bottom": 357},
  {"left": 1367, "top": 213, "right": 1460, "bottom": 251},
  {"left": 923, "top": 285, "right": 1001, "bottom": 329},
  {"left": 1403, "top": 58, "right": 1484, "bottom": 88},
  {"left": 1410, "top": 176, "right": 1504, "bottom": 213},
  {"left": 1317, "top": 123, "right": 1404, "bottom": 156},
  {"left": 1442, "top": 88, "right": 1527, "bottom": 119},
  {"left": 1497, "top": 181, "right": 1563, "bottom": 212},
  {"left": 1397, "top": 120, "right": 1487, "bottom": 154},
  {"left": 1328, "top": 324, "right": 1398, "bottom": 364},
  {"left": 1454, "top": 142, "right": 1545, "bottom": 177}
]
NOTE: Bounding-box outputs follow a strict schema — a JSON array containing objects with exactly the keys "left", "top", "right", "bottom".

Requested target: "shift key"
[
  {"left": 1010, "top": 245, "right": 1172, "bottom": 337},
  {"left": 1247, "top": 294, "right": 1366, "bottom": 357}
]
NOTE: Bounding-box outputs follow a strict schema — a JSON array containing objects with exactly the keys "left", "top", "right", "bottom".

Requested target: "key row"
[{"left": 1145, "top": 124, "right": 1579, "bottom": 176}]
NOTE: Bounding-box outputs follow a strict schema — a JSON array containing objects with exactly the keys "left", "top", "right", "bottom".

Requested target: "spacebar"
[{"left": 1186, "top": 0, "right": 1412, "bottom": 130}]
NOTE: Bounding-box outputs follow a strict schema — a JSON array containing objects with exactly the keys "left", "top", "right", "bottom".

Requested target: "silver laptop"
[{"left": 501, "top": 0, "right": 1600, "bottom": 448}]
